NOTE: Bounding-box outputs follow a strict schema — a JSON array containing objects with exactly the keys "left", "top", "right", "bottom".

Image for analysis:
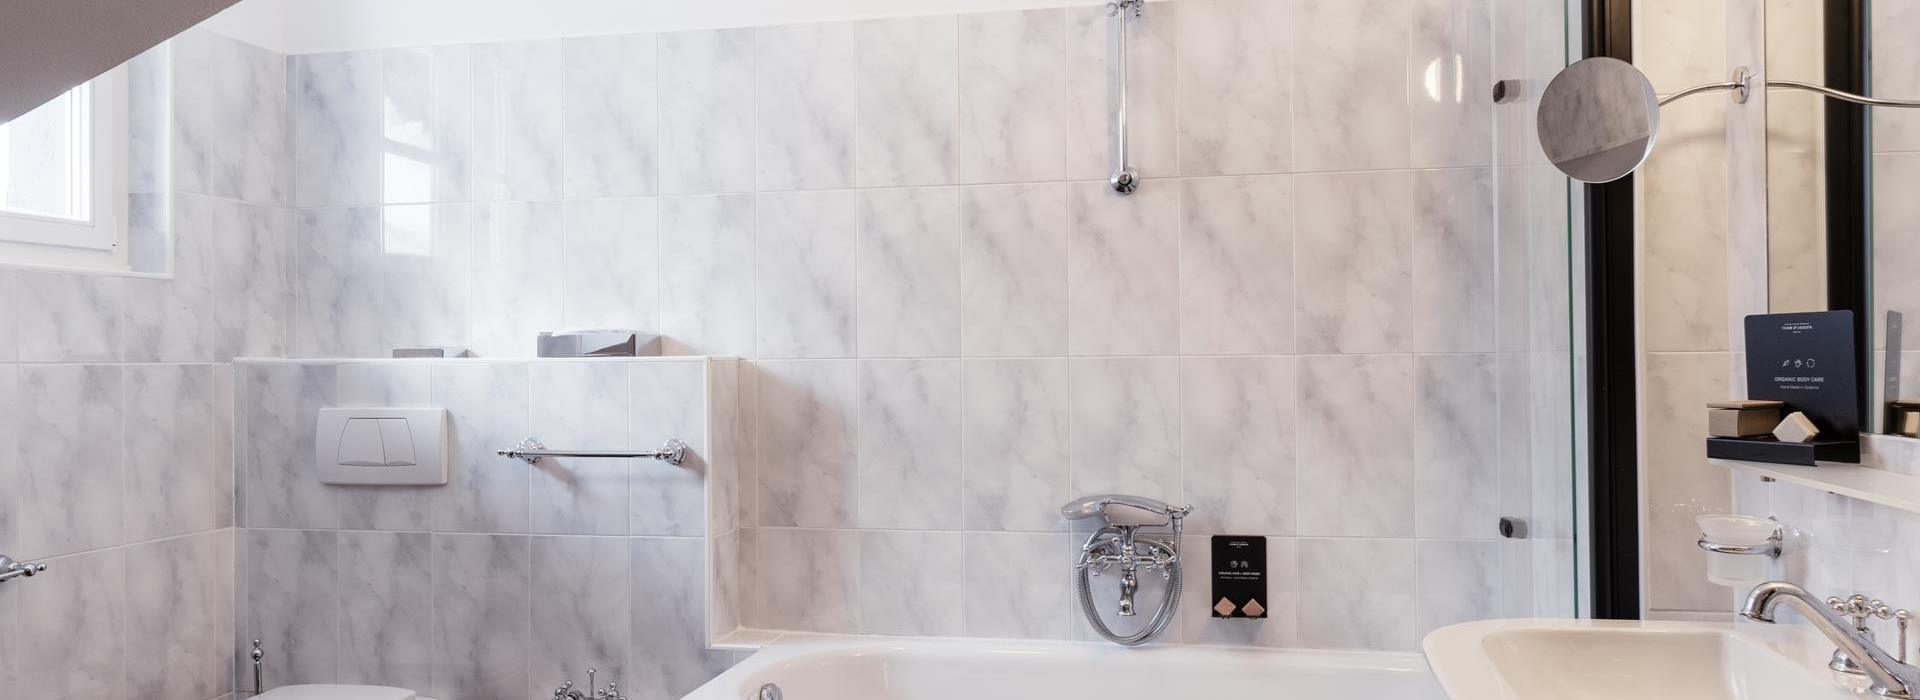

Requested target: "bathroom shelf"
[{"left": 1709, "top": 458, "right": 1920, "bottom": 515}]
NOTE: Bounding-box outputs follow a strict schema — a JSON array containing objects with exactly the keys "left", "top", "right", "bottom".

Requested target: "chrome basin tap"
[{"left": 1741, "top": 581, "right": 1920, "bottom": 698}]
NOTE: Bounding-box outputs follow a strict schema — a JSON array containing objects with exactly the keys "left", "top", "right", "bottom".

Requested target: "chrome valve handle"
[{"left": 0, "top": 554, "right": 47, "bottom": 584}]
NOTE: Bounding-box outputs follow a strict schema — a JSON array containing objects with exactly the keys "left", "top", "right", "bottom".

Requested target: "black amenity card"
[
  {"left": 1744, "top": 311, "right": 1858, "bottom": 436},
  {"left": 1210, "top": 536, "right": 1266, "bottom": 619}
]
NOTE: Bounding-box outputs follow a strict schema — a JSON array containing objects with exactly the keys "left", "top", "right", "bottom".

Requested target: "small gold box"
[{"left": 1707, "top": 400, "right": 1784, "bottom": 438}]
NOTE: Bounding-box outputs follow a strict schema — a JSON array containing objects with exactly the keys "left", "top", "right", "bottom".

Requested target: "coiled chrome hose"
[{"left": 1073, "top": 516, "right": 1184, "bottom": 646}]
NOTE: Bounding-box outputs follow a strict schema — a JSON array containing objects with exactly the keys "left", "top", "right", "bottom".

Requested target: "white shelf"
[{"left": 1710, "top": 457, "right": 1920, "bottom": 514}]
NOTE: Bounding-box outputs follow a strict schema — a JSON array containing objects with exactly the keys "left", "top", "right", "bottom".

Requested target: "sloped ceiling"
[{"left": 0, "top": 0, "right": 241, "bottom": 123}]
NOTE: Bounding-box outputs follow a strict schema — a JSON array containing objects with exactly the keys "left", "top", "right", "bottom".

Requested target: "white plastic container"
[{"left": 1696, "top": 514, "right": 1779, "bottom": 587}]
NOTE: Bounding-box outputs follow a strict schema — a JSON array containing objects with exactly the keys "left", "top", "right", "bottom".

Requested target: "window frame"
[{"left": 0, "top": 67, "right": 132, "bottom": 272}]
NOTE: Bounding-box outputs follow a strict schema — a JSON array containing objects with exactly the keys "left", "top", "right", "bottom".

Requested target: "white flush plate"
[{"left": 315, "top": 407, "right": 449, "bottom": 485}]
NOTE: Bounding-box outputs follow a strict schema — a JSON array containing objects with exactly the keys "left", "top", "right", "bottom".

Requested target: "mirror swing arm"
[{"left": 1660, "top": 66, "right": 1920, "bottom": 109}]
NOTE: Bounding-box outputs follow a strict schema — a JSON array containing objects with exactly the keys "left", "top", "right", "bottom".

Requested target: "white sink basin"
[{"left": 1423, "top": 619, "right": 1860, "bottom": 700}]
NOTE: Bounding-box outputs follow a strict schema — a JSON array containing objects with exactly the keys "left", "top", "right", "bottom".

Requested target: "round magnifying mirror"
[{"left": 1537, "top": 57, "right": 1661, "bottom": 183}]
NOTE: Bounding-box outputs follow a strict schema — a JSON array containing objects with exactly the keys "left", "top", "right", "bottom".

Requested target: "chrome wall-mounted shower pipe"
[{"left": 1108, "top": 0, "right": 1143, "bottom": 195}]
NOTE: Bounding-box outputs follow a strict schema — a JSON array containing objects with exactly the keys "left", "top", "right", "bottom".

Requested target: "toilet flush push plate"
[{"left": 315, "top": 407, "right": 449, "bottom": 485}]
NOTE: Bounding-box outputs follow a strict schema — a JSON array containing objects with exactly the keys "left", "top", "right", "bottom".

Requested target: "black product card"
[
  {"left": 1210, "top": 536, "right": 1266, "bottom": 619},
  {"left": 1744, "top": 311, "right": 1859, "bottom": 436}
]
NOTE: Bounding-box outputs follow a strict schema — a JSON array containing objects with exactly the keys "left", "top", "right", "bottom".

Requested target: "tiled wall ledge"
[{"left": 1711, "top": 433, "right": 1920, "bottom": 516}]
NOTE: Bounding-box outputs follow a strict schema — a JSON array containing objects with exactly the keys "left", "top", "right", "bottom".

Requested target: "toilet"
[{"left": 255, "top": 685, "right": 436, "bottom": 700}]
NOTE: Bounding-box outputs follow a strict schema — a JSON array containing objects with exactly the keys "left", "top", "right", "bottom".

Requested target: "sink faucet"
[{"left": 1741, "top": 581, "right": 1920, "bottom": 698}]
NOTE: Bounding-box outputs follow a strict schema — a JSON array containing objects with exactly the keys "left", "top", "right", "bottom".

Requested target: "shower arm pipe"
[
  {"left": 1659, "top": 67, "right": 1920, "bottom": 108},
  {"left": 1108, "top": 0, "right": 1142, "bottom": 195}
]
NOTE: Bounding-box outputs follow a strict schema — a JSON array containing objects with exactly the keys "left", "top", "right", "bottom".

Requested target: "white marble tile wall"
[
  {"left": 267, "top": 0, "right": 1578, "bottom": 656},
  {"left": 0, "top": 24, "right": 290, "bottom": 700},
  {"left": 234, "top": 357, "right": 742, "bottom": 700}
]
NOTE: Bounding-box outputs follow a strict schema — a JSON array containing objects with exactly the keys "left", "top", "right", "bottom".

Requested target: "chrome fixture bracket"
[
  {"left": 0, "top": 554, "right": 47, "bottom": 584},
  {"left": 1107, "top": 0, "right": 1144, "bottom": 194},
  {"left": 1662, "top": 66, "right": 1920, "bottom": 109},
  {"left": 498, "top": 437, "right": 689, "bottom": 466}
]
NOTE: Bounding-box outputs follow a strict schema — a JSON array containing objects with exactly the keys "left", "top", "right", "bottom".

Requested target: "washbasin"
[{"left": 1424, "top": 619, "right": 1859, "bottom": 700}]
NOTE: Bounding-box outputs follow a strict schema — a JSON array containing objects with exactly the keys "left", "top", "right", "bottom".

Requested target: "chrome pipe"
[{"left": 1107, "top": 0, "right": 1142, "bottom": 194}]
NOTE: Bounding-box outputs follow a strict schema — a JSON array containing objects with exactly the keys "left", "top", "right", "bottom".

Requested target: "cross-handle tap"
[{"left": 1744, "top": 582, "right": 1920, "bottom": 699}]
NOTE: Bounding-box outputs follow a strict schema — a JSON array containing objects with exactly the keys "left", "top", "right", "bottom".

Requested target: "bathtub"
[{"left": 683, "top": 635, "right": 1448, "bottom": 700}]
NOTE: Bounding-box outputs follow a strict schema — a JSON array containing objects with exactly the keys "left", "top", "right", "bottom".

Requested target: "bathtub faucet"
[
  {"left": 554, "top": 669, "right": 625, "bottom": 700},
  {"left": 1062, "top": 494, "right": 1192, "bottom": 646}
]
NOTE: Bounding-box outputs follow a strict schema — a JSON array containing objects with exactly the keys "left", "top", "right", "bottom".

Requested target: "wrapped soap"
[{"left": 1707, "top": 400, "right": 1784, "bottom": 438}]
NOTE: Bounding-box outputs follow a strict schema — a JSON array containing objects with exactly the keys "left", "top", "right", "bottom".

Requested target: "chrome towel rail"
[
  {"left": 498, "top": 437, "right": 689, "bottom": 466},
  {"left": 0, "top": 554, "right": 47, "bottom": 584}
]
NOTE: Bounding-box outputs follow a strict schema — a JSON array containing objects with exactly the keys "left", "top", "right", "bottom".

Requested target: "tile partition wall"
[
  {"left": 0, "top": 27, "right": 290, "bottom": 700},
  {"left": 233, "top": 357, "right": 743, "bottom": 700},
  {"left": 279, "top": 0, "right": 1580, "bottom": 658}
]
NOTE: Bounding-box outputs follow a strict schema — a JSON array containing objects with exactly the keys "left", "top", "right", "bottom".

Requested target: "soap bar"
[
  {"left": 1709, "top": 408, "right": 1779, "bottom": 437},
  {"left": 1706, "top": 400, "right": 1783, "bottom": 438},
  {"left": 1773, "top": 411, "right": 1821, "bottom": 444}
]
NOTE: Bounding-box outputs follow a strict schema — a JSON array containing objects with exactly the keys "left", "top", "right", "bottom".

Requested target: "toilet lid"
[{"left": 256, "top": 684, "right": 418, "bottom": 700}]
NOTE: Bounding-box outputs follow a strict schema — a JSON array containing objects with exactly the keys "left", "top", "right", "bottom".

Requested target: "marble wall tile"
[
  {"left": 1874, "top": 153, "right": 1920, "bottom": 351},
  {"left": 335, "top": 364, "right": 436, "bottom": 531},
  {"left": 1641, "top": 352, "right": 1731, "bottom": 612},
  {"left": 1412, "top": 168, "right": 1495, "bottom": 353},
  {"left": 755, "top": 191, "right": 857, "bottom": 358},
  {"left": 247, "top": 529, "right": 339, "bottom": 686},
  {"left": 1294, "top": 0, "right": 1411, "bottom": 171},
  {"left": 857, "top": 359, "right": 962, "bottom": 530},
  {"left": 470, "top": 201, "right": 565, "bottom": 358},
  {"left": 244, "top": 364, "right": 340, "bottom": 530},
  {"left": 960, "top": 183, "right": 1069, "bottom": 357},
  {"left": 706, "top": 359, "right": 744, "bottom": 537},
  {"left": 381, "top": 204, "right": 472, "bottom": 351},
  {"left": 214, "top": 198, "right": 294, "bottom": 359},
  {"left": 1067, "top": 181, "right": 1179, "bottom": 356},
  {"left": 1295, "top": 171, "right": 1412, "bottom": 354},
  {"left": 17, "top": 364, "right": 123, "bottom": 557},
  {"left": 0, "top": 367, "right": 16, "bottom": 558},
  {"left": 14, "top": 547, "right": 125, "bottom": 698},
  {"left": 630, "top": 361, "right": 709, "bottom": 537},
  {"left": 1639, "top": 98, "right": 1729, "bottom": 353},
  {"left": 858, "top": 187, "right": 962, "bottom": 358},
  {"left": 959, "top": 9, "right": 1068, "bottom": 183},
  {"left": 756, "top": 22, "right": 858, "bottom": 190},
  {"left": 855, "top": 15, "right": 958, "bottom": 187},
  {"left": 562, "top": 197, "right": 658, "bottom": 331},
  {"left": 338, "top": 531, "right": 432, "bottom": 691},
  {"left": 1069, "top": 358, "right": 1181, "bottom": 501},
  {"left": 962, "top": 531, "right": 1071, "bottom": 639},
  {"left": 1296, "top": 355, "right": 1415, "bottom": 537},
  {"left": 530, "top": 362, "right": 632, "bottom": 535},
  {"left": 291, "top": 51, "right": 383, "bottom": 207},
  {"left": 468, "top": 40, "right": 564, "bottom": 201},
  {"left": 173, "top": 28, "right": 288, "bottom": 206},
  {"left": 127, "top": 532, "right": 232, "bottom": 700},
  {"left": 16, "top": 271, "right": 121, "bottom": 363},
  {"left": 861, "top": 530, "right": 964, "bottom": 636},
  {"left": 130, "top": 194, "right": 288, "bottom": 362},
  {"left": 1181, "top": 356, "right": 1296, "bottom": 535},
  {"left": 962, "top": 359, "right": 1070, "bottom": 532},
  {"left": 293, "top": 207, "right": 384, "bottom": 358},
  {"left": 659, "top": 195, "right": 757, "bottom": 356},
  {"left": 564, "top": 33, "right": 659, "bottom": 198},
  {"left": 1635, "top": 0, "right": 1726, "bottom": 94},
  {"left": 1298, "top": 538, "right": 1416, "bottom": 650},
  {"left": 1873, "top": 2, "right": 1920, "bottom": 152},
  {"left": 660, "top": 29, "right": 756, "bottom": 195},
  {"left": 1409, "top": 0, "right": 1492, "bottom": 168},
  {"left": 531, "top": 536, "right": 631, "bottom": 697},
  {"left": 757, "top": 361, "right": 858, "bottom": 528},
  {"left": 382, "top": 44, "right": 476, "bottom": 204},
  {"left": 1416, "top": 539, "right": 1501, "bottom": 638},
  {"left": 1179, "top": 175, "right": 1294, "bottom": 355},
  {"left": 1414, "top": 354, "right": 1499, "bottom": 539},
  {"left": 128, "top": 42, "right": 171, "bottom": 196},
  {"left": 0, "top": 270, "right": 15, "bottom": 362},
  {"left": 125, "top": 364, "right": 217, "bottom": 542},
  {"left": 755, "top": 528, "right": 860, "bottom": 633},
  {"left": 631, "top": 537, "right": 733, "bottom": 700},
  {"left": 431, "top": 362, "right": 533, "bottom": 533},
  {"left": 1066, "top": 2, "right": 1176, "bottom": 180},
  {"left": 1178, "top": 534, "right": 1297, "bottom": 647},
  {"left": 1177, "top": 0, "right": 1293, "bottom": 176},
  {"left": 432, "top": 534, "right": 532, "bottom": 700}
]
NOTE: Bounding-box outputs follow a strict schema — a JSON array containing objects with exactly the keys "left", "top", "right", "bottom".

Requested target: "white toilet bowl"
[{"left": 255, "top": 684, "right": 437, "bottom": 700}]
